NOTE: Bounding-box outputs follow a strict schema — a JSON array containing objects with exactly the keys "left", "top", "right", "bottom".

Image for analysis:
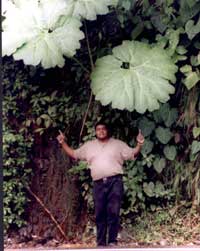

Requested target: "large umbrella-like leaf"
[
  {"left": 2, "top": 0, "right": 84, "bottom": 68},
  {"left": 65, "top": 0, "right": 118, "bottom": 20},
  {"left": 91, "top": 41, "right": 178, "bottom": 113}
]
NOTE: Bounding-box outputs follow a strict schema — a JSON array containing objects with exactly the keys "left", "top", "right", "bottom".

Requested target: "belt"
[{"left": 95, "top": 174, "right": 122, "bottom": 183}]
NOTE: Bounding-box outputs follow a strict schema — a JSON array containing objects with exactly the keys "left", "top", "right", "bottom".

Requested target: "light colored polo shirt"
[{"left": 74, "top": 138, "right": 135, "bottom": 181}]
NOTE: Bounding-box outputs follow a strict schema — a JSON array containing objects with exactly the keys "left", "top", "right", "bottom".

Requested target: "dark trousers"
[{"left": 93, "top": 174, "right": 123, "bottom": 246}]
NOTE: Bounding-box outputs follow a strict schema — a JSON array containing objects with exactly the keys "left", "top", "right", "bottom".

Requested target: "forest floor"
[
  {"left": 4, "top": 210, "right": 200, "bottom": 250},
  {"left": 4, "top": 229, "right": 200, "bottom": 250},
  {"left": 4, "top": 237, "right": 200, "bottom": 250}
]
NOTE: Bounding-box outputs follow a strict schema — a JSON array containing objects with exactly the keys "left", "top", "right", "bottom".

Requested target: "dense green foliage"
[
  {"left": 3, "top": 0, "right": 200, "bottom": 236},
  {"left": 3, "top": 65, "right": 33, "bottom": 231}
]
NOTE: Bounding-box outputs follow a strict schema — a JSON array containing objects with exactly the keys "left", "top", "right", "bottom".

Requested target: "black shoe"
[
  {"left": 97, "top": 243, "right": 107, "bottom": 248},
  {"left": 108, "top": 242, "right": 117, "bottom": 247}
]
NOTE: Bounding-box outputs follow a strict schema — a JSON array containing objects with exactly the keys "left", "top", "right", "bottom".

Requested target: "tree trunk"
[{"left": 26, "top": 139, "right": 87, "bottom": 241}]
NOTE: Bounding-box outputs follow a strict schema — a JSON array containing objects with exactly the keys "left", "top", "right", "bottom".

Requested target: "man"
[{"left": 57, "top": 120, "right": 144, "bottom": 247}]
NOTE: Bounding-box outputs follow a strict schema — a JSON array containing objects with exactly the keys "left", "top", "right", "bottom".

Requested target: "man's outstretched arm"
[
  {"left": 57, "top": 130, "right": 76, "bottom": 159},
  {"left": 133, "top": 129, "right": 145, "bottom": 157}
]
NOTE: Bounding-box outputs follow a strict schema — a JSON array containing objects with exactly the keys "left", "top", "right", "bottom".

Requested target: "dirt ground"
[{"left": 4, "top": 235, "right": 200, "bottom": 250}]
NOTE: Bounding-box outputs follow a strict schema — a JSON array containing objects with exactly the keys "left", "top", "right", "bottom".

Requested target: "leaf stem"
[
  {"left": 79, "top": 90, "right": 93, "bottom": 143},
  {"left": 72, "top": 57, "right": 90, "bottom": 74},
  {"left": 84, "top": 20, "right": 95, "bottom": 70},
  {"left": 79, "top": 21, "right": 95, "bottom": 142}
]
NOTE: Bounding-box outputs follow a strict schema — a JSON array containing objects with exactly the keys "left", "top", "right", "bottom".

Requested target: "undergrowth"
[{"left": 122, "top": 207, "right": 200, "bottom": 246}]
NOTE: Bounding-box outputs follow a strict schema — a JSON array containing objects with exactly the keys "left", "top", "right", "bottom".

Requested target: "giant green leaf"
[
  {"left": 91, "top": 41, "right": 177, "bottom": 113},
  {"left": 2, "top": 0, "right": 84, "bottom": 68},
  {"left": 65, "top": 0, "right": 118, "bottom": 20}
]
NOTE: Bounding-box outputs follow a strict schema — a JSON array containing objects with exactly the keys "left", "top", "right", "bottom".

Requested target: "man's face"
[{"left": 95, "top": 124, "right": 109, "bottom": 140}]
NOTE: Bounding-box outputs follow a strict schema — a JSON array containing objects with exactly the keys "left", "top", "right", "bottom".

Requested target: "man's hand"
[
  {"left": 56, "top": 130, "right": 75, "bottom": 159},
  {"left": 57, "top": 130, "right": 65, "bottom": 144},
  {"left": 132, "top": 129, "right": 145, "bottom": 157},
  {"left": 136, "top": 129, "right": 145, "bottom": 145}
]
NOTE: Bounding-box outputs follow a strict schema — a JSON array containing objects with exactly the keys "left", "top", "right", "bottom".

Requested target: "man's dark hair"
[{"left": 95, "top": 120, "right": 112, "bottom": 137}]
